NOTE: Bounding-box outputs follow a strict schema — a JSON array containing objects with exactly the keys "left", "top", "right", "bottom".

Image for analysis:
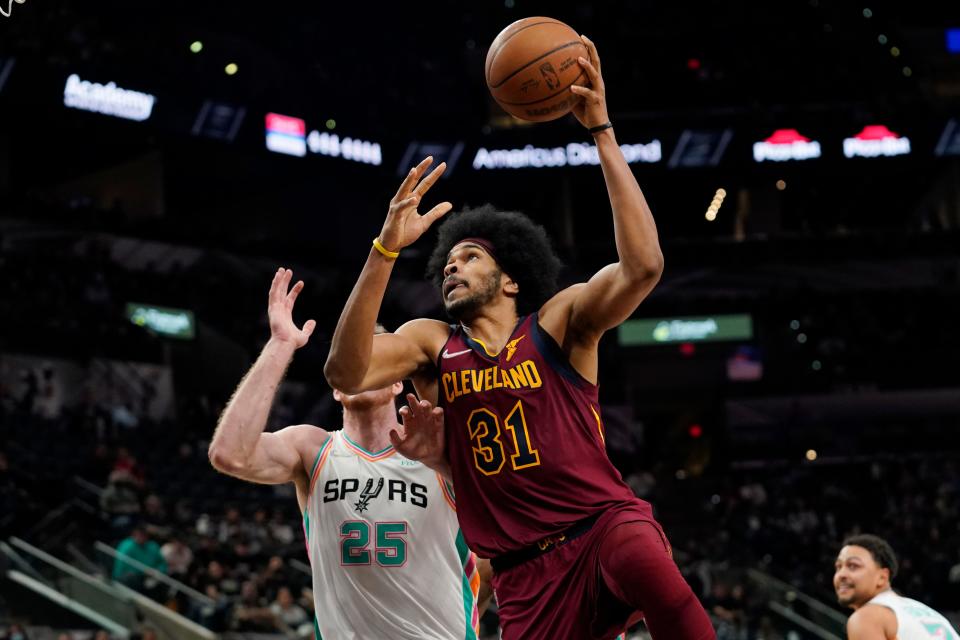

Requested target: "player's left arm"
[{"left": 564, "top": 35, "right": 664, "bottom": 340}]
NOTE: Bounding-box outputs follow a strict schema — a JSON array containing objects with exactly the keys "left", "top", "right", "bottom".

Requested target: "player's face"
[
  {"left": 442, "top": 244, "right": 504, "bottom": 319},
  {"left": 833, "top": 545, "right": 889, "bottom": 609}
]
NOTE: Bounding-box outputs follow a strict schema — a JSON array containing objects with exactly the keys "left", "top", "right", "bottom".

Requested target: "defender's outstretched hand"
[
  {"left": 377, "top": 156, "right": 453, "bottom": 253},
  {"left": 570, "top": 35, "right": 610, "bottom": 130},
  {"left": 268, "top": 268, "right": 316, "bottom": 349},
  {"left": 390, "top": 393, "right": 451, "bottom": 479}
]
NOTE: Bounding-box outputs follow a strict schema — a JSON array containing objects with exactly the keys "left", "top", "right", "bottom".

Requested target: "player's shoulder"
[
  {"left": 395, "top": 318, "right": 453, "bottom": 353},
  {"left": 847, "top": 603, "right": 897, "bottom": 638},
  {"left": 277, "top": 424, "right": 333, "bottom": 453},
  {"left": 396, "top": 317, "right": 452, "bottom": 337}
]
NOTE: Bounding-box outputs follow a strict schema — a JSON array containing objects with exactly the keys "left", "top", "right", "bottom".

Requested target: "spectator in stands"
[
  {"left": 270, "top": 586, "right": 311, "bottom": 636},
  {"left": 0, "top": 623, "right": 30, "bottom": 640},
  {"left": 100, "top": 469, "right": 141, "bottom": 533},
  {"left": 35, "top": 364, "right": 62, "bottom": 420},
  {"left": 111, "top": 447, "right": 144, "bottom": 484},
  {"left": 232, "top": 580, "right": 277, "bottom": 632},
  {"left": 160, "top": 533, "right": 193, "bottom": 578},
  {"left": 260, "top": 555, "right": 296, "bottom": 601},
  {"left": 141, "top": 493, "right": 170, "bottom": 539},
  {"left": 112, "top": 525, "right": 167, "bottom": 590}
]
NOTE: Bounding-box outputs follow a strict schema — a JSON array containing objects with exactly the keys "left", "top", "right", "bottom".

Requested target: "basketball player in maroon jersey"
[{"left": 325, "top": 36, "right": 715, "bottom": 640}]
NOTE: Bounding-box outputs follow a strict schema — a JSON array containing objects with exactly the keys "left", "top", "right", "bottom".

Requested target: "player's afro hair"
[
  {"left": 426, "top": 205, "right": 563, "bottom": 316},
  {"left": 842, "top": 534, "right": 899, "bottom": 580}
]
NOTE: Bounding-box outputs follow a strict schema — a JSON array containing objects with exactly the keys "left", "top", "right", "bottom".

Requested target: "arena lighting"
[
  {"left": 843, "top": 125, "right": 911, "bottom": 158},
  {"left": 63, "top": 73, "right": 156, "bottom": 122},
  {"left": 472, "top": 139, "right": 661, "bottom": 169},
  {"left": 225, "top": 63, "right": 238, "bottom": 75},
  {"left": 752, "top": 129, "right": 821, "bottom": 162},
  {"left": 190, "top": 41, "right": 203, "bottom": 53},
  {"left": 705, "top": 188, "right": 726, "bottom": 221},
  {"left": 806, "top": 449, "right": 818, "bottom": 461},
  {"left": 618, "top": 314, "right": 753, "bottom": 346},
  {"left": 307, "top": 131, "right": 382, "bottom": 165},
  {"left": 265, "top": 112, "right": 307, "bottom": 157},
  {"left": 264, "top": 112, "right": 382, "bottom": 165},
  {"left": 126, "top": 303, "right": 195, "bottom": 339},
  {"left": 949, "top": 29, "right": 960, "bottom": 53}
]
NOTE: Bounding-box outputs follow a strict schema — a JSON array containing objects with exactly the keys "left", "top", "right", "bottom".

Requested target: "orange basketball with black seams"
[{"left": 485, "top": 17, "right": 589, "bottom": 122}]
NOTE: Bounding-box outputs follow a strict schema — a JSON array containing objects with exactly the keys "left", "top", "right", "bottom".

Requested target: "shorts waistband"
[{"left": 491, "top": 512, "right": 602, "bottom": 573}]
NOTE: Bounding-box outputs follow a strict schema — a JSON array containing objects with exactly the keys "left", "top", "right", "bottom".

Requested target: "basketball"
[{"left": 485, "top": 17, "right": 589, "bottom": 122}]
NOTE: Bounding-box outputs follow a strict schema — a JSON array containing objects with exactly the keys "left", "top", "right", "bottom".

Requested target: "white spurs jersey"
[
  {"left": 866, "top": 591, "right": 958, "bottom": 640},
  {"left": 303, "top": 431, "right": 480, "bottom": 640}
]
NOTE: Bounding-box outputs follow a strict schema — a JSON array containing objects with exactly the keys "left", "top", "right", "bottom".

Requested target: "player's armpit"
[
  {"left": 212, "top": 424, "right": 326, "bottom": 486},
  {"left": 846, "top": 605, "right": 896, "bottom": 640}
]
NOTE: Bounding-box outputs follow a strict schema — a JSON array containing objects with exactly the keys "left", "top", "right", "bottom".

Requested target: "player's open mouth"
[{"left": 444, "top": 280, "right": 466, "bottom": 297}]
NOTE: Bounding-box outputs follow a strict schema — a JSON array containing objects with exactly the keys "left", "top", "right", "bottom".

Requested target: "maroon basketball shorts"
[{"left": 491, "top": 504, "right": 716, "bottom": 640}]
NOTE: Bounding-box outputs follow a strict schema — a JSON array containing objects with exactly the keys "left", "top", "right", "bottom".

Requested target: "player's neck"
[
  {"left": 340, "top": 403, "right": 398, "bottom": 453},
  {"left": 461, "top": 302, "right": 520, "bottom": 354},
  {"left": 852, "top": 588, "right": 893, "bottom": 610}
]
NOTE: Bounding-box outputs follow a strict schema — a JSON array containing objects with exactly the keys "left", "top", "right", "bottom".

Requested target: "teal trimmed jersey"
[
  {"left": 867, "top": 591, "right": 958, "bottom": 640},
  {"left": 303, "top": 431, "right": 480, "bottom": 639}
]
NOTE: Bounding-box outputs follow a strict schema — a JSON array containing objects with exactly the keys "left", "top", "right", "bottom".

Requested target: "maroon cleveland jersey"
[{"left": 437, "top": 313, "right": 650, "bottom": 557}]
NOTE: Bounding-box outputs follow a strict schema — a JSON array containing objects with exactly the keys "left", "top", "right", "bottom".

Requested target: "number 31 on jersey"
[{"left": 468, "top": 400, "right": 540, "bottom": 476}]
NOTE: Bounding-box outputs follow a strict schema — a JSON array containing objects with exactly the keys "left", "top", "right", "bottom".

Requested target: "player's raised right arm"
[
  {"left": 209, "top": 268, "right": 319, "bottom": 485},
  {"left": 324, "top": 156, "right": 452, "bottom": 393}
]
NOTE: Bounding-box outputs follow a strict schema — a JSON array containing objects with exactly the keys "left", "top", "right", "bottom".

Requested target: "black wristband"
[{"left": 588, "top": 122, "right": 613, "bottom": 135}]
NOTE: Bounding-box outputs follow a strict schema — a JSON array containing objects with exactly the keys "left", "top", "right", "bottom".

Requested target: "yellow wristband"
[{"left": 372, "top": 237, "right": 400, "bottom": 259}]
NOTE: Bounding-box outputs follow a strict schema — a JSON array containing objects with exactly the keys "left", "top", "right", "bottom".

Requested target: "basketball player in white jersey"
[
  {"left": 209, "top": 268, "right": 492, "bottom": 639},
  {"left": 834, "top": 534, "right": 958, "bottom": 640}
]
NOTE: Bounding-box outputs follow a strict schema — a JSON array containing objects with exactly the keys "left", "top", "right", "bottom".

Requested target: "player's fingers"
[
  {"left": 431, "top": 407, "right": 444, "bottom": 422},
  {"left": 391, "top": 195, "right": 420, "bottom": 214},
  {"left": 577, "top": 56, "right": 600, "bottom": 87},
  {"left": 268, "top": 267, "right": 283, "bottom": 301},
  {"left": 392, "top": 168, "right": 419, "bottom": 202},
  {"left": 389, "top": 429, "right": 404, "bottom": 448},
  {"left": 301, "top": 319, "right": 316, "bottom": 338},
  {"left": 413, "top": 162, "right": 446, "bottom": 197},
  {"left": 423, "top": 202, "right": 453, "bottom": 226},
  {"left": 287, "top": 280, "right": 305, "bottom": 304},
  {"left": 569, "top": 85, "right": 601, "bottom": 103},
  {"left": 405, "top": 393, "right": 420, "bottom": 418},
  {"left": 581, "top": 34, "right": 601, "bottom": 70},
  {"left": 392, "top": 156, "right": 433, "bottom": 201}
]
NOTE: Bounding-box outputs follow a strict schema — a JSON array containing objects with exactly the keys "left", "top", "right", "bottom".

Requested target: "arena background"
[{"left": 1, "top": 1, "right": 959, "bottom": 638}]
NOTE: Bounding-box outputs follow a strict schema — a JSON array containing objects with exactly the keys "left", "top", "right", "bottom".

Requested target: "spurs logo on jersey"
[
  {"left": 353, "top": 478, "right": 383, "bottom": 513},
  {"left": 322, "top": 476, "right": 429, "bottom": 511}
]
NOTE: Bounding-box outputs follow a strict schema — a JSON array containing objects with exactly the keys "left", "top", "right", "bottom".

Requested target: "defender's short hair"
[
  {"left": 426, "top": 204, "right": 562, "bottom": 316},
  {"left": 843, "top": 534, "right": 898, "bottom": 580}
]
